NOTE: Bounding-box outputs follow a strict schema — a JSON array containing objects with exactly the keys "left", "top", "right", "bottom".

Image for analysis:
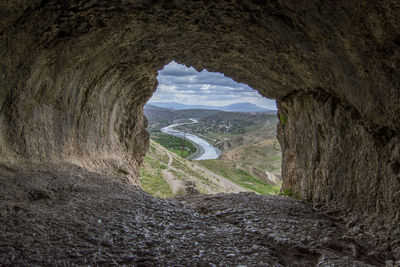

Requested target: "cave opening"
[
  {"left": 140, "top": 61, "right": 282, "bottom": 197},
  {"left": 1, "top": 1, "right": 399, "bottom": 264}
]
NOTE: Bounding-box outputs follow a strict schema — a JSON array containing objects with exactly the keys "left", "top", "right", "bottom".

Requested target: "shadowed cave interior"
[{"left": 0, "top": 0, "right": 399, "bottom": 265}]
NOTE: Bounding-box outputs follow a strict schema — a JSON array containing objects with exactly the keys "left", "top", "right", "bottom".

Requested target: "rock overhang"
[{"left": 0, "top": 0, "right": 399, "bottom": 221}]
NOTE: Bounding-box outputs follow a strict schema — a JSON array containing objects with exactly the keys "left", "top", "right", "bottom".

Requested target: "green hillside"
[
  {"left": 140, "top": 141, "right": 249, "bottom": 198},
  {"left": 198, "top": 159, "right": 280, "bottom": 195},
  {"left": 140, "top": 140, "right": 280, "bottom": 199},
  {"left": 151, "top": 132, "right": 196, "bottom": 158}
]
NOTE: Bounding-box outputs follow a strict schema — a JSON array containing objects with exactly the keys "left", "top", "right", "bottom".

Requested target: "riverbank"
[
  {"left": 185, "top": 140, "right": 203, "bottom": 160},
  {"left": 161, "top": 119, "right": 220, "bottom": 160}
]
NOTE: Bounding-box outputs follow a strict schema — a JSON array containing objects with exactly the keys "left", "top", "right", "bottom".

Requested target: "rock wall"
[
  {"left": 278, "top": 90, "right": 400, "bottom": 222},
  {"left": 0, "top": 1, "right": 399, "bottom": 219}
]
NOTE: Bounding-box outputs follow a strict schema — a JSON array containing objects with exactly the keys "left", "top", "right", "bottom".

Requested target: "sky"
[{"left": 148, "top": 61, "right": 277, "bottom": 110}]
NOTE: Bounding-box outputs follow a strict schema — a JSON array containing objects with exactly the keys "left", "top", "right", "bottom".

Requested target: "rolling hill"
[
  {"left": 201, "top": 111, "right": 276, "bottom": 124},
  {"left": 147, "top": 101, "right": 276, "bottom": 113},
  {"left": 143, "top": 104, "right": 183, "bottom": 126},
  {"left": 140, "top": 140, "right": 280, "bottom": 198}
]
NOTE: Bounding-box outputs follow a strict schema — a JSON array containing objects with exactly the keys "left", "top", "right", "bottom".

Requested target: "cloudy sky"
[{"left": 148, "top": 61, "right": 277, "bottom": 110}]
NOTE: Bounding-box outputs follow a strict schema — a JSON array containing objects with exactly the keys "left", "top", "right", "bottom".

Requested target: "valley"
[
  {"left": 142, "top": 103, "right": 282, "bottom": 197},
  {"left": 2, "top": 3, "right": 399, "bottom": 264},
  {"left": 140, "top": 140, "right": 250, "bottom": 197}
]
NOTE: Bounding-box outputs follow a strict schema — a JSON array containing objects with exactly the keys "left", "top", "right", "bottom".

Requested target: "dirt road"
[
  {"left": 161, "top": 152, "right": 185, "bottom": 194},
  {"left": 162, "top": 148, "right": 249, "bottom": 194}
]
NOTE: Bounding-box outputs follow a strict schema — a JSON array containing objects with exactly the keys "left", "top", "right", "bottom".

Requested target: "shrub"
[
  {"left": 279, "top": 114, "right": 287, "bottom": 125},
  {"left": 281, "top": 188, "right": 294, "bottom": 197},
  {"left": 160, "top": 164, "right": 167, "bottom": 170}
]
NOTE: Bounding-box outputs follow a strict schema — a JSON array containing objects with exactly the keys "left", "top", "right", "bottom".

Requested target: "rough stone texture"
[
  {"left": 0, "top": 0, "right": 399, "bottom": 229},
  {"left": 0, "top": 164, "right": 390, "bottom": 265},
  {"left": 278, "top": 90, "right": 400, "bottom": 225}
]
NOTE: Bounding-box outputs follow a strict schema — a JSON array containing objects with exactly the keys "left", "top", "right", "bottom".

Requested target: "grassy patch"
[
  {"left": 151, "top": 132, "right": 196, "bottom": 158},
  {"left": 198, "top": 159, "right": 280, "bottom": 195},
  {"left": 172, "top": 158, "right": 202, "bottom": 181},
  {"left": 281, "top": 188, "right": 294, "bottom": 197},
  {"left": 160, "top": 164, "right": 167, "bottom": 170},
  {"left": 170, "top": 149, "right": 192, "bottom": 158},
  {"left": 146, "top": 142, "right": 170, "bottom": 164},
  {"left": 170, "top": 169, "right": 186, "bottom": 180},
  {"left": 139, "top": 155, "right": 173, "bottom": 199},
  {"left": 266, "top": 156, "right": 282, "bottom": 161},
  {"left": 149, "top": 143, "right": 156, "bottom": 153}
]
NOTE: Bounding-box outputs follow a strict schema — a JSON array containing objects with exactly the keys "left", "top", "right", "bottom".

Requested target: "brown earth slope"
[
  {"left": 140, "top": 140, "right": 249, "bottom": 197},
  {"left": 206, "top": 116, "right": 282, "bottom": 184}
]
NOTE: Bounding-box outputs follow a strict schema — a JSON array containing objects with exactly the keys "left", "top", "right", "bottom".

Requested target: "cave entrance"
[{"left": 140, "top": 61, "right": 282, "bottom": 198}]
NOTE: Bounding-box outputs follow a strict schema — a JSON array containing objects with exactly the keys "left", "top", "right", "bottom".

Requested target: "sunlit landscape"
[{"left": 141, "top": 62, "right": 282, "bottom": 197}]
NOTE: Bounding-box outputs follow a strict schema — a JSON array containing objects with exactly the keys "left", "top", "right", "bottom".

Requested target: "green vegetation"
[
  {"left": 172, "top": 158, "right": 206, "bottom": 183},
  {"left": 151, "top": 132, "right": 196, "bottom": 158},
  {"left": 139, "top": 155, "right": 173, "bottom": 198},
  {"left": 281, "top": 189, "right": 294, "bottom": 197},
  {"left": 176, "top": 119, "right": 251, "bottom": 134},
  {"left": 170, "top": 149, "right": 192, "bottom": 158},
  {"left": 198, "top": 159, "right": 280, "bottom": 195},
  {"left": 140, "top": 140, "right": 227, "bottom": 197},
  {"left": 142, "top": 109, "right": 283, "bottom": 198},
  {"left": 193, "top": 114, "right": 282, "bottom": 179},
  {"left": 279, "top": 114, "right": 287, "bottom": 125},
  {"left": 160, "top": 164, "right": 167, "bottom": 170},
  {"left": 175, "top": 109, "right": 220, "bottom": 119},
  {"left": 148, "top": 142, "right": 169, "bottom": 164}
]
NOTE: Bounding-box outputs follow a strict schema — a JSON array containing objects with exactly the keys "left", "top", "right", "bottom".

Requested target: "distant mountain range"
[
  {"left": 144, "top": 104, "right": 277, "bottom": 129},
  {"left": 146, "top": 102, "right": 276, "bottom": 113}
]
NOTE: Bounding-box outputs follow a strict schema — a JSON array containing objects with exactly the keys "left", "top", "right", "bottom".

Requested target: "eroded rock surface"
[
  {"left": 0, "top": 165, "right": 392, "bottom": 266},
  {"left": 0, "top": 0, "right": 399, "bottom": 257},
  {"left": 278, "top": 90, "right": 400, "bottom": 226}
]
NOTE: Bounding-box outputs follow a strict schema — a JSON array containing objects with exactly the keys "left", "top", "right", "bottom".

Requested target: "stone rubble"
[{"left": 0, "top": 164, "right": 392, "bottom": 266}]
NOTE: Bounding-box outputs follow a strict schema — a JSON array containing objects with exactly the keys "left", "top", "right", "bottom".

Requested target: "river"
[{"left": 161, "top": 119, "right": 220, "bottom": 160}]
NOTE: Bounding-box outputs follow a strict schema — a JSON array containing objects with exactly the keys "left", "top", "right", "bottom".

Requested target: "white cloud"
[
  {"left": 150, "top": 61, "right": 277, "bottom": 110},
  {"left": 200, "top": 84, "right": 211, "bottom": 91}
]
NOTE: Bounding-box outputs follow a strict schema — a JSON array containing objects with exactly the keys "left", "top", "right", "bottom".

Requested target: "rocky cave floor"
[{"left": 0, "top": 164, "right": 398, "bottom": 266}]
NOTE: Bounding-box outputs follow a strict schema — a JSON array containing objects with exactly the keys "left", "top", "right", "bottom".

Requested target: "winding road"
[{"left": 161, "top": 119, "right": 220, "bottom": 160}]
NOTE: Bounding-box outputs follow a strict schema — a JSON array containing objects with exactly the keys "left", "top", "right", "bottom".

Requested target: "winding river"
[{"left": 161, "top": 119, "right": 220, "bottom": 160}]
